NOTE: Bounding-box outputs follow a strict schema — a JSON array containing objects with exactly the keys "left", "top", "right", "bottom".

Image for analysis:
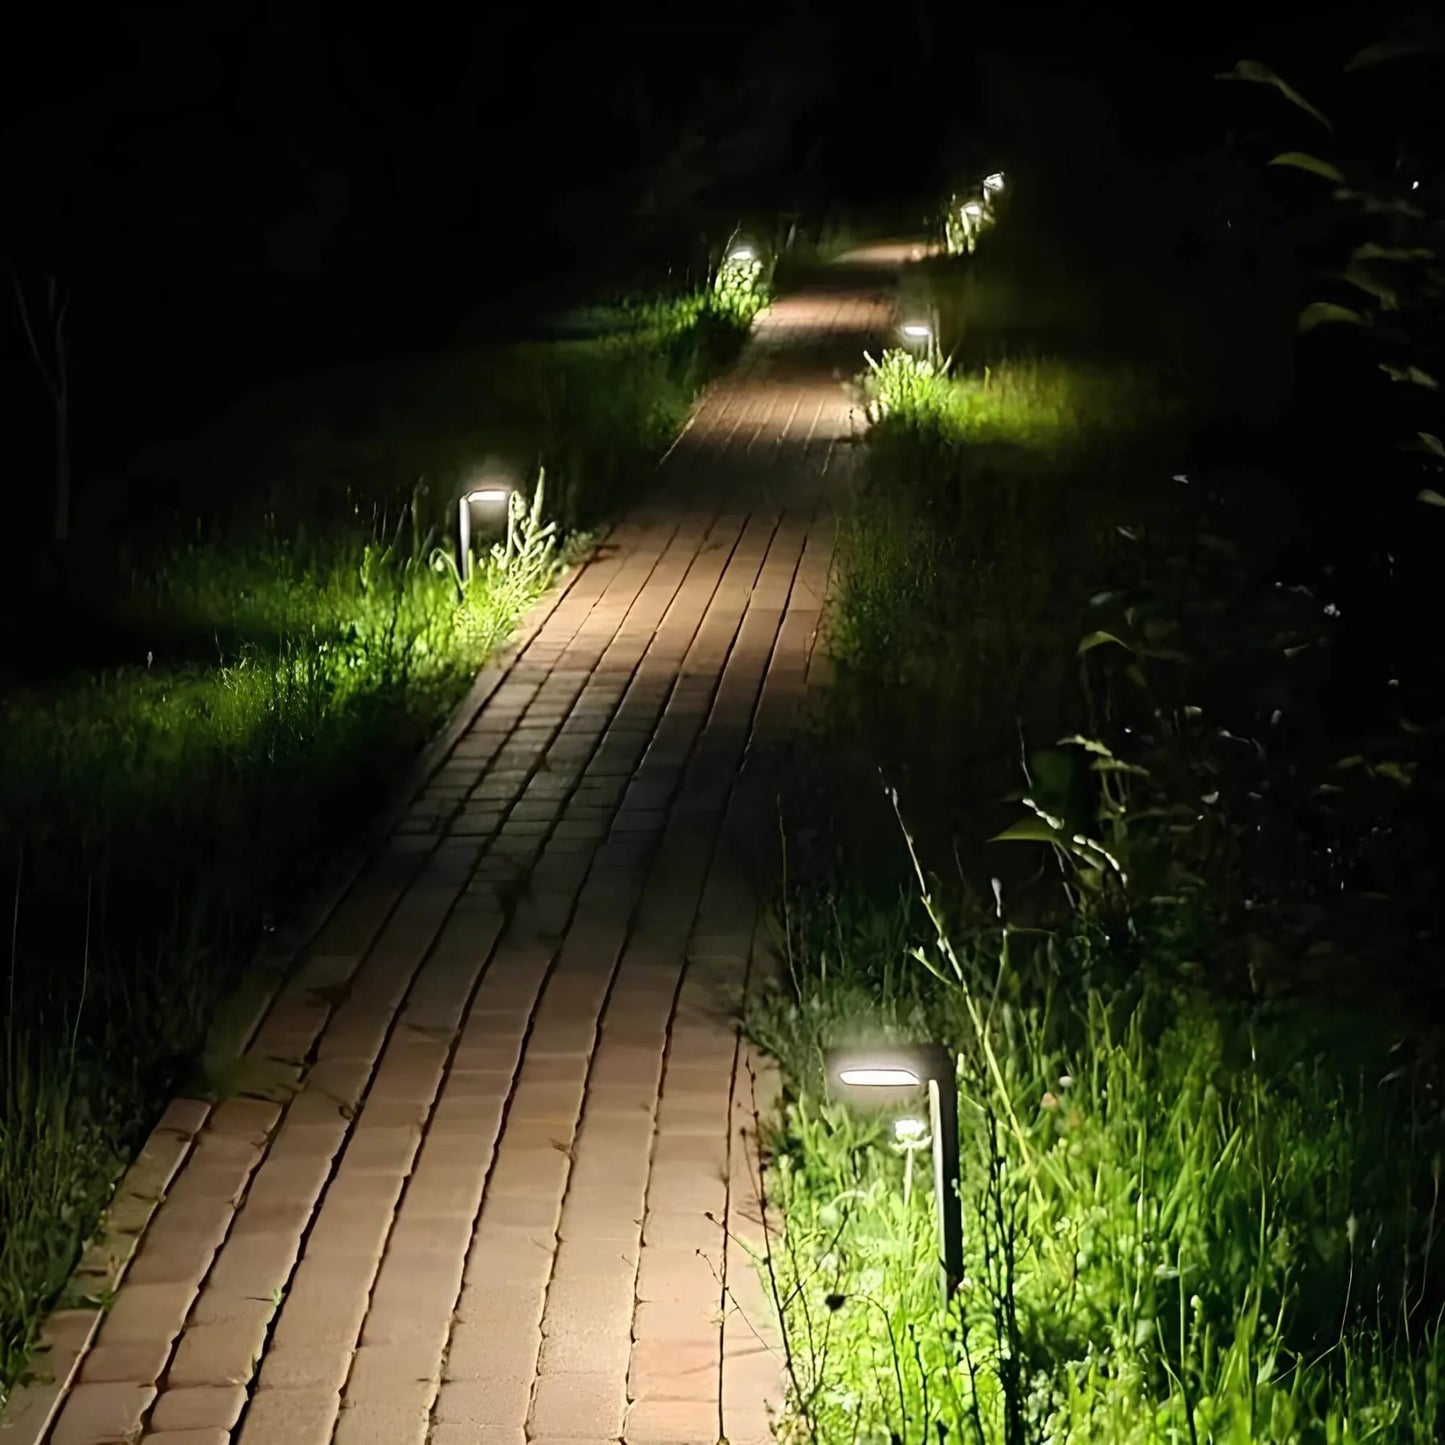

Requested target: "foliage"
[
  {"left": 0, "top": 267, "right": 756, "bottom": 1396},
  {"left": 0, "top": 481, "right": 567, "bottom": 1393},
  {"left": 861, "top": 348, "right": 953, "bottom": 425},
  {"left": 710, "top": 240, "right": 770, "bottom": 329},
  {"left": 1216, "top": 44, "right": 1445, "bottom": 515},
  {"left": 751, "top": 882, "right": 1445, "bottom": 1445},
  {"left": 755, "top": 111, "right": 1445, "bottom": 1441}
]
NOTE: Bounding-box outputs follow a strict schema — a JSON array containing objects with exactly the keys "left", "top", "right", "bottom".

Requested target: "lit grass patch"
[
  {"left": 0, "top": 490, "right": 567, "bottom": 1392},
  {"left": 750, "top": 890, "right": 1445, "bottom": 1444}
]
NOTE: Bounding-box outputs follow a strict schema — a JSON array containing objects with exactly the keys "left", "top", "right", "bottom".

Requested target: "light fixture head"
[
  {"left": 827, "top": 1044, "right": 952, "bottom": 1093},
  {"left": 839, "top": 1065, "right": 923, "bottom": 1087},
  {"left": 466, "top": 486, "right": 511, "bottom": 506}
]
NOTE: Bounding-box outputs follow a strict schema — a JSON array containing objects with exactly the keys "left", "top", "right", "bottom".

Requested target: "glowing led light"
[
  {"left": 828, "top": 1045, "right": 962, "bottom": 1303},
  {"left": 839, "top": 1066, "right": 921, "bottom": 1086},
  {"left": 901, "top": 323, "right": 932, "bottom": 340},
  {"left": 466, "top": 487, "right": 511, "bottom": 505},
  {"left": 727, "top": 245, "right": 757, "bottom": 263}
]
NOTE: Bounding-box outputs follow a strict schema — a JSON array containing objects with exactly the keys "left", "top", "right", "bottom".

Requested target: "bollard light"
[
  {"left": 827, "top": 1044, "right": 963, "bottom": 1304},
  {"left": 457, "top": 475, "right": 515, "bottom": 580},
  {"left": 900, "top": 319, "right": 938, "bottom": 368}
]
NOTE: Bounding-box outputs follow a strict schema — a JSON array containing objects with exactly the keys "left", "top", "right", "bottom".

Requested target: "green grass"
[
  {"left": 0, "top": 283, "right": 755, "bottom": 1399},
  {"left": 749, "top": 192, "right": 1443, "bottom": 1440},
  {"left": 148, "top": 291, "right": 752, "bottom": 542},
  {"left": 834, "top": 347, "right": 1193, "bottom": 876},
  {"left": 749, "top": 885, "right": 1445, "bottom": 1444}
]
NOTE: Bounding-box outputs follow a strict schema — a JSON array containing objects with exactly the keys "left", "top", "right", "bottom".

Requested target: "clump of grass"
[
  {"left": 0, "top": 484, "right": 566, "bottom": 1392},
  {"left": 0, "top": 263, "right": 762, "bottom": 1396},
  {"left": 749, "top": 882, "right": 1445, "bottom": 1444},
  {"left": 756, "top": 173, "right": 1445, "bottom": 1443}
]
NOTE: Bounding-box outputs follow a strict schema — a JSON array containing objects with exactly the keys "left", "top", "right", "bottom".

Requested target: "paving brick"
[
  {"left": 630, "top": 1334, "right": 720, "bottom": 1401},
  {"left": 257, "top": 1338, "right": 354, "bottom": 1392},
  {"left": 635, "top": 1245, "right": 723, "bottom": 1308},
  {"left": 442, "top": 1320, "right": 539, "bottom": 1388},
  {"left": 359, "top": 1257, "right": 459, "bottom": 1350},
  {"left": 168, "top": 1307, "right": 273, "bottom": 1386},
  {"left": 527, "top": 1370, "right": 627, "bottom": 1436},
  {"left": 78, "top": 1335, "right": 174, "bottom": 1384},
  {"left": 624, "top": 1396, "right": 723, "bottom": 1443},
  {"left": 344, "top": 1340, "right": 444, "bottom": 1398},
  {"left": 204, "top": 1231, "right": 301, "bottom": 1299},
  {"left": 486, "top": 1145, "right": 570, "bottom": 1198},
  {"left": 208, "top": 1098, "right": 283, "bottom": 1141},
  {"left": 96, "top": 1282, "right": 193, "bottom": 1344},
  {"left": 434, "top": 1379, "right": 529, "bottom": 1431},
  {"left": 236, "top": 1385, "right": 340, "bottom": 1444},
  {"left": 48, "top": 1382, "right": 155, "bottom": 1445},
  {"left": 150, "top": 1384, "right": 247, "bottom": 1430}
]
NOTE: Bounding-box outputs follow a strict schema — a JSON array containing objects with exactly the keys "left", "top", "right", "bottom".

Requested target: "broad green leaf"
[
  {"left": 1091, "top": 758, "right": 1151, "bottom": 777},
  {"left": 1371, "top": 760, "right": 1414, "bottom": 786},
  {"left": 1333, "top": 187, "right": 1425, "bottom": 219},
  {"left": 1416, "top": 433, "right": 1445, "bottom": 457},
  {"left": 1354, "top": 243, "right": 1434, "bottom": 264},
  {"left": 1379, "top": 363, "right": 1439, "bottom": 389},
  {"left": 1059, "top": 735, "right": 1115, "bottom": 758},
  {"left": 1215, "top": 60, "right": 1332, "bottom": 130},
  {"left": 1078, "top": 630, "right": 1134, "bottom": 655},
  {"left": 1298, "top": 301, "right": 1371, "bottom": 332},
  {"left": 1418, "top": 488, "right": 1445, "bottom": 507},
  {"left": 1344, "top": 40, "right": 1434, "bottom": 71},
  {"left": 1269, "top": 151, "right": 1344, "bottom": 183},
  {"left": 990, "top": 819, "right": 1064, "bottom": 844},
  {"left": 1342, "top": 263, "right": 1398, "bottom": 310}
]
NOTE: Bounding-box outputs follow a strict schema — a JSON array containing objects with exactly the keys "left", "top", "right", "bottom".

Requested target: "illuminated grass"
[
  {"left": 0, "top": 284, "right": 751, "bottom": 1396},
  {"left": 749, "top": 889, "right": 1445, "bottom": 1443},
  {"left": 758, "top": 193, "right": 1440, "bottom": 1439}
]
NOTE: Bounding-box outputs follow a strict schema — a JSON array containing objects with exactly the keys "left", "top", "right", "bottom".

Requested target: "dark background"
[{"left": 0, "top": 0, "right": 1416, "bottom": 540}]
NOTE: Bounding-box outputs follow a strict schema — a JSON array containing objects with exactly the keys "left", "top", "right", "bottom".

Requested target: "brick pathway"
[{"left": 12, "top": 248, "right": 902, "bottom": 1445}]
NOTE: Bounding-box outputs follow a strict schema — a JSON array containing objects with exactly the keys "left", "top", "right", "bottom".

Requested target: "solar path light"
[
  {"left": 826, "top": 1044, "right": 963, "bottom": 1305},
  {"left": 457, "top": 472, "right": 515, "bottom": 581}
]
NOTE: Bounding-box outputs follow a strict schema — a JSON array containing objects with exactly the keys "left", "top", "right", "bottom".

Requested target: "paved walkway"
[{"left": 13, "top": 247, "right": 905, "bottom": 1445}]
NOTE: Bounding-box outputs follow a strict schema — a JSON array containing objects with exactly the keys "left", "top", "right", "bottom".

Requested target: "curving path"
[{"left": 5, "top": 245, "right": 912, "bottom": 1445}]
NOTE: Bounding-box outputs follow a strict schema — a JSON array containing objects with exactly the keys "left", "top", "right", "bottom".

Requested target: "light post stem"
[
  {"left": 458, "top": 500, "right": 472, "bottom": 583},
  {"left": 928, "top": 1072, "right": 963, "bottom": 1305}
]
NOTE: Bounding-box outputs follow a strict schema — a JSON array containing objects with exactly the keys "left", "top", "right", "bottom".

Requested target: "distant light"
[
  {"left": 983, "top": 172, "right": 1005, "bottom": 192},
  {"left": 466, "top": 487, "right": 511, "bottom": 505},
  {"left": 901, "top": 323, "right": 932, "bottom": 340},
  {"left": 1412, "top": 181, "right": 1421, "bottom": 191},
  {"left": 839, "top": 1066, "right": 922, "bottom": 1087}
]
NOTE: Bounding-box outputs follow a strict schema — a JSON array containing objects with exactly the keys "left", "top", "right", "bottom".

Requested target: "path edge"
[{"left": 0, "top": 538, "right": 602, "bottom": 1443}]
